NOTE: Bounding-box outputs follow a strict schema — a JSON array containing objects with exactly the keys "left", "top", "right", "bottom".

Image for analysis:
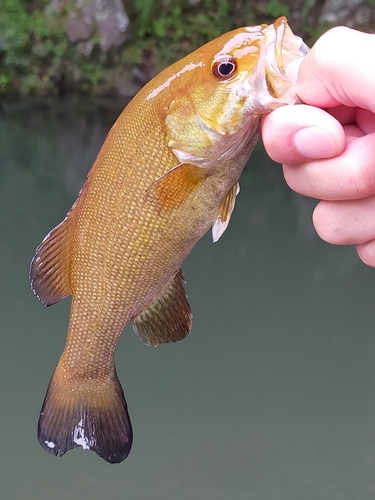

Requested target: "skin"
[
  {"left": 262, "top": 27, "right": 375, "bottom": 267},
  {"left": 31, "top": 18, "right": 304, "bottom": 463}
]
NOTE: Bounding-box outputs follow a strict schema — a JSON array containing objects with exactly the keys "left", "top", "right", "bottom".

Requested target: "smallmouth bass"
[{"left": 30, "top": 17, "right": 308, "bottom": 463}]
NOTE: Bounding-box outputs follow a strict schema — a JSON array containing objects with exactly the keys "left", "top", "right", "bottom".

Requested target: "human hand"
[{"left": 262, "top": 27, "right": 375, "bottom": 267}]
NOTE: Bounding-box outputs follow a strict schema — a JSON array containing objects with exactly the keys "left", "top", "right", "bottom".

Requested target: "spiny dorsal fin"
[
  {"left": 133, "top": 269, "right": 192, "bottom": 346},
  {"left": 38, "top": 363, "right": 132, "bottom": 464},
  {"left": 30, "top": 199, "right": 79, "bottom": 306},
  {"left": 144, "top": 163, "right": 207, "bottom": 212},
  {"left": 212, "top": 182, "right": 240, "bottom": 242}
]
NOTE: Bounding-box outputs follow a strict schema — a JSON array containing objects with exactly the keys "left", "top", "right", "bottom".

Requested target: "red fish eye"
[{"left": 211, "top": 56, "right": 237, "bottom": 80}]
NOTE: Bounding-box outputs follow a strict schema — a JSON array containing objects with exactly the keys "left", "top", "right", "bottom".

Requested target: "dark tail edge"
[{"left": 37, "top": 366, "right": 133, "bottom": 464}]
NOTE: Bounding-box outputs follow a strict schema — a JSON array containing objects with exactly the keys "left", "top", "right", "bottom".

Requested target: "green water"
[{"left": 1, "top": 101, "right": 375, "bottom": 500}]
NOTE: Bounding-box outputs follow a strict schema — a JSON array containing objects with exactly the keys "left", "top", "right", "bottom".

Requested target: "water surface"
[{"left": 1, "top": 101, "right": 375, "bottom": 500}]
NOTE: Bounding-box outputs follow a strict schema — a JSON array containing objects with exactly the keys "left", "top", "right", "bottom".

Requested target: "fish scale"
[{"left": 30, "top": 16, "right": 308, "bottom": 463}]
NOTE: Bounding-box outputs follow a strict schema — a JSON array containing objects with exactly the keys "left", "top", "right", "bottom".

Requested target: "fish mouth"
[{"left": 262, "top": 16, "right": 309, "bottom": 102}]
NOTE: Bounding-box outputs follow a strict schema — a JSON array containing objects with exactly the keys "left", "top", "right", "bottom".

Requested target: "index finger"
[{"left": 296, "top": 27, "right": 375, "bottom": 112}]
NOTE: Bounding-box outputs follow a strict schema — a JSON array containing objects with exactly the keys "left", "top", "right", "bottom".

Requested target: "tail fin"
[{"left": 37, "top": 365, "right": 133, "bottom": 464}]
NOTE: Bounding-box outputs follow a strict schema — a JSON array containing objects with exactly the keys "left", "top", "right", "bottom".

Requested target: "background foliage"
[{"left": 0, "top": 0, "right": 369, "bottom": 97}]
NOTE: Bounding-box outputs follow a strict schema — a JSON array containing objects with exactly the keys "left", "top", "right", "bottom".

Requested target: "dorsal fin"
[
  {"left": 133, "top": 269, "right": 192, "bottom": 346},
  {"left": 30, "top": 198, "right": 79, "bottom": 306},
  {"left": 212, "top": 182, "right": 240, "bottom": 242}
]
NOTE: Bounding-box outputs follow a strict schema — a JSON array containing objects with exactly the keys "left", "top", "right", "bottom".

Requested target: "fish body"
[{"left": 30, "top": 17, "right": 308, "bottom": 463}]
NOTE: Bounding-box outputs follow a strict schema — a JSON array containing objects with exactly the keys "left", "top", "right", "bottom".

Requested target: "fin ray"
[
  {"left": 133, "top": 269, "right": 192, "bottom": 346},
  {"left": 212, "top": 182, "right": 239, "bottom": 242},
  {"left": 38, "top": 364, "right": 133, "bottom": 464},
  {"left": 144, "top": 163, "right": 207, "bottom": 212},
  {"left": 30, "top": 192, "right": 81, "bottom": 306}
]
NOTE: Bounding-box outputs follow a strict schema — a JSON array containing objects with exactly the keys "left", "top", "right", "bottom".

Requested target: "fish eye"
[{"left": 211, "top": 56, "right": 237, "bottom": 81}]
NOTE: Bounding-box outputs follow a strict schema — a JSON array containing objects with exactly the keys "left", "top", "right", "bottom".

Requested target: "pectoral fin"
[
  {"left": 133, "top": 269, "right": 192, "bottom": 347},
  {"left": 144, "top": 163, "right": 207, "bottom": 212},
  {"left": 212, "top": 182, "right": 240, "bottom": 242}
]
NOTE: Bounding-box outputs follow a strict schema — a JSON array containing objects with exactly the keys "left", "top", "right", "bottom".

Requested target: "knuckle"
[{"left": 342, "top": 154, "right": 375, "bottom": 198}]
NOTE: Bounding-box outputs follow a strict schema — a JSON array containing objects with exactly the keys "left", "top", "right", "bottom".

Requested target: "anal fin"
[
  {"left": 133, "top": 269, "right": 192, "bottom": 346},
  {"left": 144, "top": 163, "right": 207, "bottom": 212},
  {"left": 212, "top": 182, "right": 240, "bottom": 242}
]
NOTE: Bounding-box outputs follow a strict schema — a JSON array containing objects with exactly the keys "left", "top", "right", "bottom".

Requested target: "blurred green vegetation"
[
  {"left": 0, "top": 0, "right": 66, "bottom": 94},
  {"left": 0, "top": 0, "right": 111, "bottom": 95},
  {"left": 131, "top": 0, "right": 232, "bottom": 56},
  {"left": 0, "top": 0, "right": 326, "bottom": 97}
]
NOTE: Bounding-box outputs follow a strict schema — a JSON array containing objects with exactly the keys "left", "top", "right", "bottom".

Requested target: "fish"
[{"left": 30, "top": 16, "right": 308, "bottom": 464}]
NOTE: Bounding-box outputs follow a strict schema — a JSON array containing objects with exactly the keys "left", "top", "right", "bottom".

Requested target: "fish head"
[
  {"left": 189, "top": 16, "right": 309, "bottom": 131},
  {"left": 164, "top": 17, "right": 309, "bottom": 166}
]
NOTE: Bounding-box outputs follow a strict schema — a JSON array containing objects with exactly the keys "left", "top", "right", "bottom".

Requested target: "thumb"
[
  {"left": 262, "top": 105, "right": 345, "bottom": 164},
  {"left": 296, "top": 27, "right": 375, "bottom": 113}
]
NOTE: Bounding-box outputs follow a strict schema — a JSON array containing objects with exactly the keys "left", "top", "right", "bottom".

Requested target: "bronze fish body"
[{"left": 30, "top": 17, "right": 308, "bottom": 463}]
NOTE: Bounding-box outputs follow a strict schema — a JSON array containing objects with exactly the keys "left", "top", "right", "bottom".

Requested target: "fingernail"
[{"left": 294, "top": 127, "right": 338, "bottom": 158}]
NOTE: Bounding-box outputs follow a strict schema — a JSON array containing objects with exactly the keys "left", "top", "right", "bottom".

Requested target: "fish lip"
[
  {"left": 273, "top": 16, "right": 288, "bottom": 76},
  {"left": 272, "top": 16, "right": 309, "bottom": 79},
  {"left": 262, "top": 16, "right": 309, "bottom": 101}
]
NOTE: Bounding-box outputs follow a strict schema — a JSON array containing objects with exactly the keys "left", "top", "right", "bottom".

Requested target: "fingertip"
[
  {"left": 312, "top": 201, "right": 345, "bottom": 245},
  {"left": 356, "top": 240, "right": 375, "bottom": 268},
  {"left": 312, "top": 201, "right": 332, "bottom": 243}
]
